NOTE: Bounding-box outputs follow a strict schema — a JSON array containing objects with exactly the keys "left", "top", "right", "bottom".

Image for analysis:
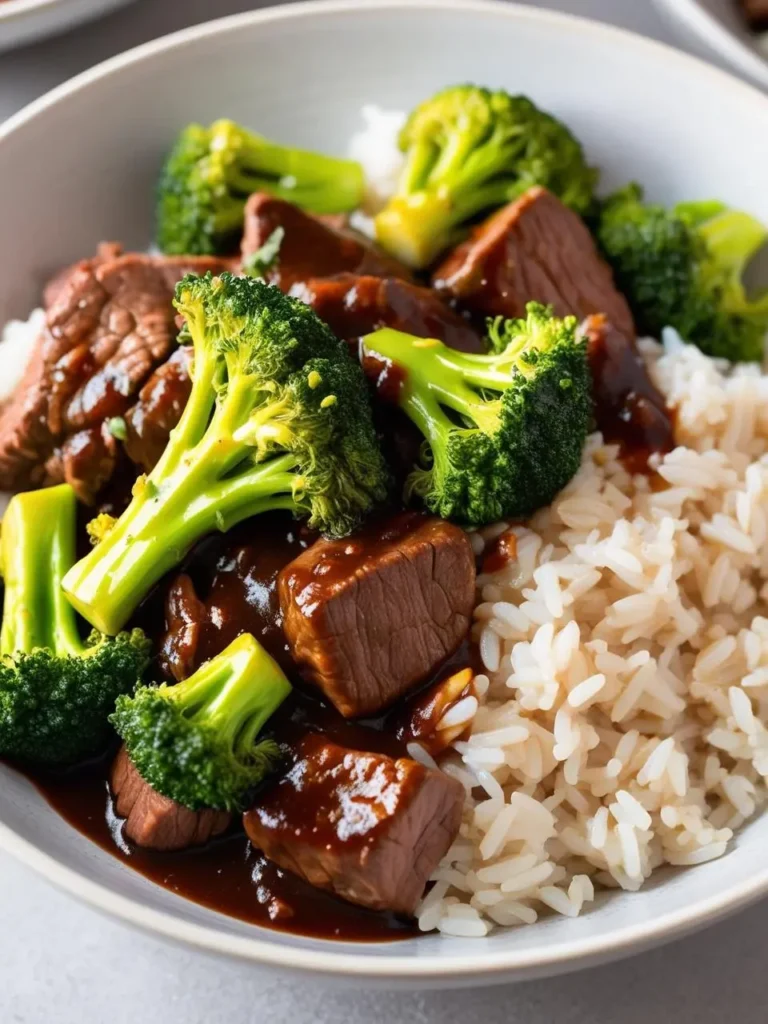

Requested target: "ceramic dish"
[
  {"left": 652, "top": 0, "right": 768, "bottom": 90},
  {"left": 2, "top": 0, "right": 768, "bottom": 988}
]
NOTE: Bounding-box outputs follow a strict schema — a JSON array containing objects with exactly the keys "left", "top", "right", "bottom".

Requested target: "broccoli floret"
[
  {"left": 157, "top": 119, "right": 365, "bottom": 255},
  {"left": 374, "top": 85, "right": 597, "bottom": 269},
  {"left": 0, "top": 485, "right": 150, "bottom": 765},
  {"left": 62, "top": 273, "right": 389, "bottom": 636},
  {"left": 111, "top": 633, "right": 290, "bottom": 811},
  {"left": 597, "top": 184, "right": 768, "bottom": 362},
  {"left": 361, "top": 303, "right": 592, "bottom": 525}
]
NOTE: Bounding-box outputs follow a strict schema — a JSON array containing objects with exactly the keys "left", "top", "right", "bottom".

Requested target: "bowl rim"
[
  {"left": 4, "top": 0, "right": 768, "bottom": 981},
  {"left": 652, "top": 0, "right": 768, "bottom": 88}
]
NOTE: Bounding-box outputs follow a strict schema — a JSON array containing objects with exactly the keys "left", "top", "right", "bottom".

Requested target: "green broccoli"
[
  {"left": 374, "top": 85, "right": 597, "bottom": 269},
  {"left": 62, "top": 272, "right": 389, "bottom": 636},
  {"left": 157, "top": 119, "right": 365, "bottom": 255},
  {"left": 361, "top": 303, "right": 592, "bottom": 525},
  {"left": 0, "top": 485, "right": 150, "bottom": 765},
  {"left": 597, "top": 184, "right": 768, "bottom": 362},
  {"left": 111, "top": 632, "right": 290, "bottom": 812}
]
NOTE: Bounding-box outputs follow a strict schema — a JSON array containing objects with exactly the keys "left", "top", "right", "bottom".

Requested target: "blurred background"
[{"left": 0, "top": 2, "right": 764, "bottom": 1022}]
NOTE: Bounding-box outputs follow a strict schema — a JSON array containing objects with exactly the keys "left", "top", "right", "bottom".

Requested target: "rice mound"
[{"left": 419, "top": 330, "right": 768, "bottom": 938}]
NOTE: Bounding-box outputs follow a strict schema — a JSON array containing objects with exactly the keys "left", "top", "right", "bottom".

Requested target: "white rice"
[
  {"left": 420, "top": 329, "right": 768, "bottom": 935},
  {"left": 0, "top": 307, "right": 44, "bottom": 403},
  {"left": 346, "top": 104, "right": 405, "bottom": 234}
]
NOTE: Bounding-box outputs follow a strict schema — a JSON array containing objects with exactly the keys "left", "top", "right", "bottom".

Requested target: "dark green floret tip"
[
  {"left": 597, "top": 183, "right": 768, "bottom": 363},
  {"left": 362, "top": 302, "right": 592, "bottom": 526},
  {"left": 375, "top": 84, "right": 597, "bottom": 268},
  {"left": 156, "top": 118, "right": 365, "bottom": 255},
  {"left": 111, "top": 633, "right": 291, "bottom": 811}
]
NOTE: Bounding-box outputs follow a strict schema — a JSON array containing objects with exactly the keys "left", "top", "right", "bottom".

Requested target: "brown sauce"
[
  {"left": 393, "top": 666, "right": 477, "bottom": 757},
  {"left": 30, "top": 748, "right": 414, "bottom": 941},
  {"left": 586, "top": 314, "right": 675, "bottom": 472},
  {"left": 360, "top": 348, "right": 409, "bottom": 405},
  {"left": 295, "top": 274, "right": 482, "bottom": 354},
  {"left": 18, "top": 511, "right": 475, "bottom": 942},
  {"left": 482, "top": 529, "right": 518, "bottom": 575}
]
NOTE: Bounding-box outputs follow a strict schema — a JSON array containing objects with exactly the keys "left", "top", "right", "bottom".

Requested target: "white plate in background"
[
  {"left": 652, "top": 0, "right": 768, "bottom": 89},
  {"left": 0, "top": 0, "right": 136, "bottom": 53}
]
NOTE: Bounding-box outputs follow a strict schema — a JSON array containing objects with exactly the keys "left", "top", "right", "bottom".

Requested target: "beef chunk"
[
  {"left": 585, "top": 313, "right": 674, "bottom": 471},
  {"left": 292, "top": 273, "right": 483, "bottom": 353},
  {"left": 0, "top": 251, "right": 229, "bottom": 497},
  {"left": 44, "top": 423, "right": 119, "bottom": 505},
  {"left": 158, "top": 573, "right": 208, "bottom": 682},
  {"left": 278, "top": 512, "right": 475, "bottom": 718},
  {"left": 432, "top": 186, "right": 634, "bottom": 339},
  {"left": 240, "top": 194, "right": 411, "bottom": 292},
  {"left": 741, "top": 0, "right": 768, "bottom": 29},
  {"left": 110, "top": 744, "right": 231, "bottom": 851},
  {"left": 243, "top": 733, "right": 463, "bottom": 915},
  {"left": 124, "top": 346, "right": 192, "bottom": 472}
]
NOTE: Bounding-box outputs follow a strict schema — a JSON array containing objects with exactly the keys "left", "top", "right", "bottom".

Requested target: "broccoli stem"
[
  {"left": 62, "top": 449, "right": 297, "bottom": 636},
  {"left": 226, "top": 132, "right": 364, "bottom": 214},
  {"left": 62, "top": 362, "right": 297, "bottom": 635},
  {"left": 363, "top": 329, "right": 504, "bottom": 432},
  {"left": 0, "top": 485, "right": 82, "bottom": 657}
]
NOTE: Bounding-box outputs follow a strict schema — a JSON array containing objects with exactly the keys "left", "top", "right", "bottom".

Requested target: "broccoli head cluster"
[
  {"left": 0, "top": 485, "right": 150, "bottom": 765},
  {"left": 375, "top": 85, "right": 597, "bottom": 269},
  {"left": 62, "top": 272, "right": 390, "bottom": 636},
  {"left": 361, "top": 302, "right": 592, "bottom": 525},
  {"left": 597, "top": 184, "right": 768, "bottom": 363}
]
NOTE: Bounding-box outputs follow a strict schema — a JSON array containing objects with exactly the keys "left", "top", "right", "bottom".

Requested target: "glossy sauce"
[
  {"left": 586, "top": 314, "right": 674, "bottom": 472},
  {"left": 31, "top": 751, "right": 414, "bottom": 941},
  {"left": 295, "top": 274, "right": 482, "bottom": 354},
  {"left": 22, "top": 511, "right": 471, "bottom": 941},
  {"left": 124, "top": 347, "right": 192, "bottom": 472}
]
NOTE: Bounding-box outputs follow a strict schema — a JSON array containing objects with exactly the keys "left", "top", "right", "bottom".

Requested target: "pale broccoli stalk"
[{"left": 62, "top": 273, "right": 388, "bottom": 635}]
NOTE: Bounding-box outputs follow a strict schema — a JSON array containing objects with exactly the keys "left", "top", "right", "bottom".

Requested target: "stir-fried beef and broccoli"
[{"left": 1, "top": 82, "right": 766, "bottom": 942}]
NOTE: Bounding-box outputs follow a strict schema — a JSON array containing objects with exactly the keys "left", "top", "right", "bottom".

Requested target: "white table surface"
[{"left": 1, "top": 1, "right": 764, "bottom": 1021}]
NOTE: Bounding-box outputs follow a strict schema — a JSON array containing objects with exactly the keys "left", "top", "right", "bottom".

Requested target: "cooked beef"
[
  {"left": 432, "top": 186, "right": 635, "bottom": 339},
  {"left": 124, "top": 346, "right": 192, "bottom": 472},
  {"left": 741, "top": 0, "right": 768, "bottom": 29},
  {"left": 292, "top": 273, "right": 483, "bottom": 353},
  {"left": 158, "top": 573, "right": 208, "bottom": 682},
  {"left": 110, "top": 744, "right": 231, "bottom": 851},
  {"left": 278, "top": 512, "right": 475, "bottom": 718},
  {"left": 157, "top": 516, "right": 306, "bottom": 683},
  {"left": 585, "top": 313, "right": 674, "bottom": 471},
  {"left": 44, "top": 423, "right": 119, "bottom": 505},
  {"left": 240, "top": 193, "right": 411, "bottom": 292},
  {"left": 243, "top": 733, "right": 463, "bottom": 915},
  {"left": 0, "top": 251, "right": 229, "bottom": 496}
]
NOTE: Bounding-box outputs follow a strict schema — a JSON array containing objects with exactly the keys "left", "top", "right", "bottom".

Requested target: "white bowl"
[
  {"left": 3, "top": 0, "right": 768, "bottom": 988},
  {"left": 0, "top": 0, "right": 136, "bottom": 53},
  {"left": 652, "top": 0, "right": 768, "bottom": 90}
]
